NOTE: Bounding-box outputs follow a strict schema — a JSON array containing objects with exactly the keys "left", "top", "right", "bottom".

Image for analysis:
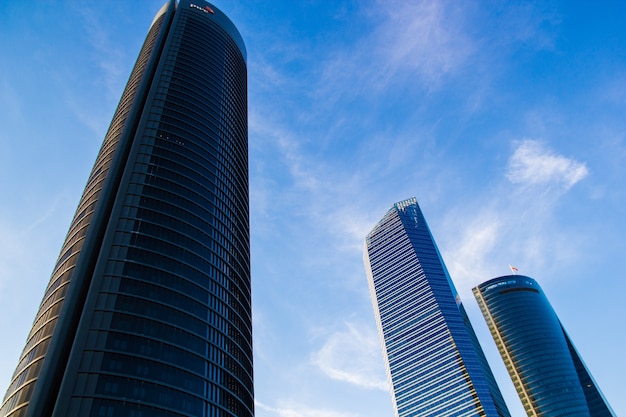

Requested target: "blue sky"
[{"left": 1, "top": 1, "right": 625, "bottom": 416}]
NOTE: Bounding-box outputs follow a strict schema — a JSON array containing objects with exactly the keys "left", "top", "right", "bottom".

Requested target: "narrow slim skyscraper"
[
  {"left": 364, "top": 198, "right": 510, "bottom": 417},
  {"left": 473, "top": 275, "right": 615, "bottom": 417},
  {"left": 1, "top": 2, "right": 252, "bottom": 416}
]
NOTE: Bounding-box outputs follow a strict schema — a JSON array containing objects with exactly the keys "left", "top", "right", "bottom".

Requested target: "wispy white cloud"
[
  {"left": 316, "top": 0, "right": 476, "bottom": 96},
  {"left": 53, "top": 4, "right": 134, "bottom": 137},
  {"left": 487, "top": 2, "right": 560, "bottom": 50},
  {"left": 506, "top": 139, "right": 589, "bottom": 190},
  {"left": 371, "top": 0, "right": 475, "bottom": 85},
  {"left": 75, "top": 6, "right": 127, "bottom": 100},
  {"left": 325, "top": 207, "right": 376, "bottom": 253},
  {"left": 255, "top": 401, "right": 359, "bottom": 417},
  {"left": 311, "top": 323, "right": 388, "bottom": 391},
  {"left": 0, "top": 195, "right": 65, "bottom": 286},
  {"left": 249, "top": 107, "right": 322, "bottom": 193},
  {"left": 442, "top": 139, "right": 590, "bottom": 293},
  {"left": 444, "top": 213, "right": 502, "bottom": 290},
  {"left": 0, "top": 77, "right": 23, "bottom": 125},
  {"left": 0, "top": 194, "right": 72, "bottom": 394}
]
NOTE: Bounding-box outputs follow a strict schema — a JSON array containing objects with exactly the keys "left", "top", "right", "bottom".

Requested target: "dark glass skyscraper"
[
  {"left": 473, "top": 275, "right": 615, "bottom": 417},
  {"left": 1, "top": 1, "right": 251, "bottom": 416},
  {"left": 364, "top": 198, "right": 510, "bottom": 417}
]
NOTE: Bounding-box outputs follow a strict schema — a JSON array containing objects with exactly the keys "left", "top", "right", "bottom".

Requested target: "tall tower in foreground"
[
  {"left": 1, "top": 1, "right": 252, "bottom": 416},
  {"left": 473, "top": 275, "right": 615, "bottom": 417},
  {"left": 364, "top": 198, "right": 510, "bottom": 417}
]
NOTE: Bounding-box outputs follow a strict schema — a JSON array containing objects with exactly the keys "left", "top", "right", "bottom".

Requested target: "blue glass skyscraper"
[
  {"left": 473, "top": 275, "right": 615, "bottom": 417},
  {"left": 1, "top": 2, "right": 252, "bottom": 416},
  {"left": 364, "top": 198, "right": 510, "bottom": 417}
]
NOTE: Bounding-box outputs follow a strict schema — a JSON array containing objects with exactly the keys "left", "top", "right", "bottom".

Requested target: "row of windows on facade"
[
  {"left": 115, "top": 246, "right": 249, "bottom": 319},
  {"left": 153, "top": 70, "right": 246, "bottom": 131},
  {"left": 93, "top": 397, "right": 244, "bottom": 417},
  {"left": 389, "top": 341, "right": 460, "bottom": 383},
  {"left": 387, "top": 327, "right": 453, "bottom": 372},
  {"left": 4, "top": 300, "right": 250, "bottom": 396},
  {"left": 151, "top": 122, "right": 247, "bottom": 199},
  {"left": 160, "top": 48, "right": 245, "bottom": 104},
  {"left": 100, "top": 329, "right": 252, "bottom": 388},
  {"left": 99, "top": 331, "right": 253, "bottom": 395},
  {"left": 152, "top": 121, "right": 247, "bottom": 193},
  {"left": 13, "top": 256, "right": 250, "bottom": 376},
  {"left": 118, "top": 209, "right": 240, "bottom": 273},
  {"left": 112, "top": 228, "right": 233, "bottom": 286},
  {"left": 386, "top": 316, "right": 448, "bottom": 361},
  {"left": 139, "top": 147, "right": 246, "bottom": 220},
  {"left": 118, "top": 260, "right": 250, "bottom": 324},
  {"left": 156, "top": 46, "right": 245, "bottom": 111},
  {"left": 86, "top": 351, "right": 252, "bottom": 398},
  {"left": 116, "top": 278, "right": 252, "bottom": 344},
  {"left": 396, "top": 376, "right": 482, "bottom": 416},
  {"left": 380, "top": 298, "right": 439, "bottom": 334},
  {"left": 93, "top": 312, "right": 250, "bottom": 372},
  {"left": 122, "top": 190, "right": 236, "bottom": 254},
  {"left": 151, "top": 88, "right": 243, "bottom": 145},
  {"left": 174, "top": 15, "right": 246, "bottom": 80},
  {"left": 75, "top": 348, "right": 251, "bottom": 400},
  {"left": 377, "top": 286, "right": 435, "bottom": 312},
  {"left": 128, "top": 185, "right": 235, "bottom": 249},
  {"left": 115, "top": 208, "right": 249, "bottom": 288},
  {"left": 98, "top": 287, "right": 251, "bottom": 351},
  {"left": 384, "top": 315, "right": 446, "bottom": 354},
  {"left": 115, "top": 198, "right": 249, "bottom": 287},
  {"left": 152, "top": 111, "right": 246, "bottom": 177},
  {"left": 115, "top": 244, "right": 251, "bottom": 324}
]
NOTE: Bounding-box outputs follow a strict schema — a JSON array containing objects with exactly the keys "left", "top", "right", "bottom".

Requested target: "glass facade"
[
  {"left": 0, "top": 1, "right": 252, "bottom": 417},
  {"left": 473, "top": 276, "right": 615, "bottom": 417},
  {"left": 364, "top": 198, "right": 510, "bottom": 417}
]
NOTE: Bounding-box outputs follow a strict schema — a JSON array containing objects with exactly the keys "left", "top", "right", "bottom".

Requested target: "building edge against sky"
[
  {"left": 364, "top": 197, "right": 510, "bottom": 417},
  {"left": 473, "top": 275, "right": 615, "bottom": 417},
  {"left": 1, "top": 1, "right": 252, "bottom": 416}
]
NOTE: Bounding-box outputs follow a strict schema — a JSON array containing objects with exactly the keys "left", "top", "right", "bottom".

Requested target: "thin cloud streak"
[
  {"left": 316, "top": 0, "right": 476, "bottom": 99},
  {"left": 256, "top": 401, "right": 360, "bottom": 417},
  {"left": 311, "top": 323, "right": 388, "bottom": 391},
  {"left": 443, "top": 139, "right": 590, "bottom": 293},
  {"left": 372, "top": 0, "right": 475, "bottom": 85},
  {"left": 506, "top": 139, "right": 589, "bottom": 190},
  {"left": 75, "top": 5, "right": 127, "bottom": 101},
  {"left": 445, "top": 214, "right": 502, "bottom": 291}
]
